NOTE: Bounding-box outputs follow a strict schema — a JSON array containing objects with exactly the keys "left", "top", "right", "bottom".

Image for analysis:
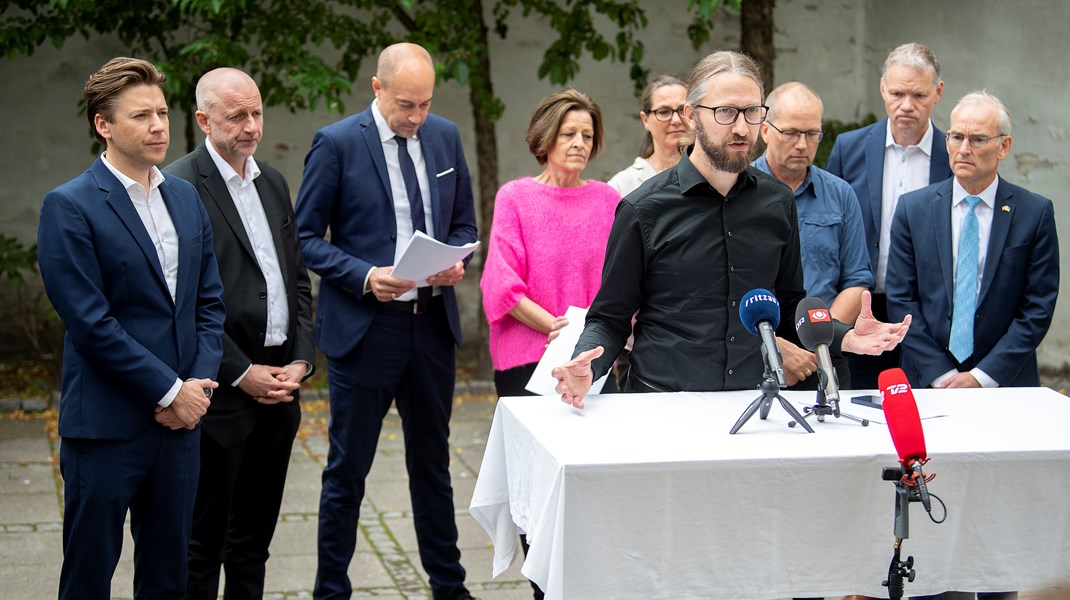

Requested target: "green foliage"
[
  {"left": 686, "top": 0, "right": 740, "bottom": 49},
  {"left": 814, "top": 112, "right": 879, "bottom": 169},
  {"left": 0, "top": 233, "right": 37, "bottom": 288}
]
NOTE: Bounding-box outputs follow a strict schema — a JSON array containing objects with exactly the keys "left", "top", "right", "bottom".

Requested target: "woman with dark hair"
[{"left": 607, "top": 73, "right": 691, "bottom": 197}]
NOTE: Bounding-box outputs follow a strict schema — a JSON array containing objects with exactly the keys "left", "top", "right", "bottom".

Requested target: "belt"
[{"left": 381, "top": 295, "right": 441, "bottom": 315}]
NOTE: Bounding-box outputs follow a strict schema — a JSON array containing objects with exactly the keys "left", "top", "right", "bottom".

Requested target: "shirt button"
[
  {"left": 730, "top": 336, "right": 735, "bottom": 342},
  {"left": 728, "top": 369, "right": 734, "bottom": 375},
  {"left": 731, "top": 301, "right": 737, "bottom": 307},
  {"left": 727, "top": 231, "right": 733, "bottom": 237},
  {"left": 730, "top": 266, "right": 735, "bottom": 272}
]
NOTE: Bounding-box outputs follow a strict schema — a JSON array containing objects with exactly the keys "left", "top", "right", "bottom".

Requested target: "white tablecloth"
[{"left": 469, "top": 388, "right": 1070, "bottom": 599}]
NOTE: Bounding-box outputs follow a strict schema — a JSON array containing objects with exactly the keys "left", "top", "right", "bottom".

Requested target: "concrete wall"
[{"left": 2, "top": 0, "right": 1068, "bottom": 366}]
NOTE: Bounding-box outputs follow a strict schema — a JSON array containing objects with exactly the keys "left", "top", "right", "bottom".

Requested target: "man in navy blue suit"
[
  {"left": 887, "top": 91, "right": 1057, "bottom": 600},
  {"left": 826, "top": 42, "right": 951, "bottom": 389},
  {"left": 37, "top": 57, "right": 226, "bottom": 599},
  {"left": 887, "top": 90, "right": 1058, "bottom": 390},
  {"left": 294, "top": 43, "right": 479, "bottom": 600}
]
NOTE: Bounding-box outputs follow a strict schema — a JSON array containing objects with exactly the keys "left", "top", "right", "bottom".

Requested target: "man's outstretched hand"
[
  {"left": 841, "top": 290, "right": 912, "bottom": 355},
  {"left": 551, "top": 346, "right": 604, "bottom": 410}
]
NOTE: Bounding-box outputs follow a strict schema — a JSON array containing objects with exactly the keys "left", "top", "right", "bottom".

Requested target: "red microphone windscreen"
[{"left": 879, "top": 368, "right": 927, "bottom": 463}]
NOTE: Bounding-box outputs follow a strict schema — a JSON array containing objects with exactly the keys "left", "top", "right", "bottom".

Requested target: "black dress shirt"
[{"left": 575, "top": 149, "right": 849, "bottom": 392}]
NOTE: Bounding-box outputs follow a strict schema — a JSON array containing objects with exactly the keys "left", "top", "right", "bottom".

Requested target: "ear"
[
  {"left": 933, "top": 80, "right": 945, "bottom": 104},
  {"left": 759, "top": 122, "right": 771, "bottom": 144},
  {"left": 997, "top": 134, "right": 1013, "bottom": 161},
  {"left": 194, "top": 111, "right": 211, "bottom": 135},
  {"left": 683, "top": 104, "right": 698, "bottom": 129},
  {"left": 93, "top": 113, "right": 111, "bottom": 141},
  {"left": 371, "top": 76, "right": 382, "bottom": 98}
]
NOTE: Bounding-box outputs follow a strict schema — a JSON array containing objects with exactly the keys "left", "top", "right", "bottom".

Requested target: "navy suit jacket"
[
  {"left": 826, "top": 118, "right": 952, "bottom": 273},
  {"left": 164, "top": 144, "right": 315, "bottom": 412},
  {"left": 885, "top": 177, "right": 1059, "bottom": 387},
  {"left": 295, "top": 106, "right": 477, "bottom": 358},
  {"left": 37, "top": 157, "right": 226, "bottom": 440}
]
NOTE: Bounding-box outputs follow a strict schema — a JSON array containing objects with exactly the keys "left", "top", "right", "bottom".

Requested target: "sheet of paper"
[
  {"left": 391, "top": 230, "right": 480, "bottom": 286},
  {"left": 525, "top": 306, "right": 609, "bottom": 396}
]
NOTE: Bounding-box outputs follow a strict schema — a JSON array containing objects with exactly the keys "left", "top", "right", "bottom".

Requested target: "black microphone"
[
  {"left": 740, "top": 289, "right": 786, "bottom": 388},
  {"left": 794, "top": 297, "right": 839, "bottom": 403}
]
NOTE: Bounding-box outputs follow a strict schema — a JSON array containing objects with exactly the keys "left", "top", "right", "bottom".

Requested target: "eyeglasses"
[
  {"left": 647, "top": 106, "right": 686, "bottom": 122},
  {"left": 946, "top": 132, "right": 1006, "bottom": 149},
  {"left": 692, "top": 104, "right": 768, "bottom": 125},
  {"left": 766, "top": 122, "right": 824, "bottom": 143}
]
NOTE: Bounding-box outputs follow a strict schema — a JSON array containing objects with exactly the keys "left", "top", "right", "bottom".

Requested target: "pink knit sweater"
[{"left": 480, "top": 177, "right": 620, "bottom": 371}]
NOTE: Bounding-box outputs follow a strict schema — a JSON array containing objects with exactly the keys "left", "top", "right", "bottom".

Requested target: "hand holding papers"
[
  {"left": 527, "top": 306, "right": 610, "bottom": 400},
  {"left": 391, "top": 230, "right": 480, "bottom": 287}
]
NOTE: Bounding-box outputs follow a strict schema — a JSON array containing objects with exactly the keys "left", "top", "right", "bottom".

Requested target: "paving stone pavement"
[{"left": 0, "top": 390, "right": 535, "bottom": 600}]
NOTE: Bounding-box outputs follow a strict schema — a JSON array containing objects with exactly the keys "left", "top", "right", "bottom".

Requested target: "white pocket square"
[{"left": 436, "top": 167, "right": 455, "bottom": 178}]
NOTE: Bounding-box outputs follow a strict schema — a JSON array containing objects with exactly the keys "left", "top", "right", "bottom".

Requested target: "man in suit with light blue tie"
[
  {"left": 886, "top": 89, "right": 1058, "bottom": 391},
  {"left": 886, "top": 90, "right": 1058, "bottom": 600},
  {"left": 37, "top": 57, "right": 226, "bottom": 599},
  {"left": 294, "top": 42, "right": 479, "bottom": 600},
  {"left": 826, "top": 42, "right": 952, "bottom": 389}
]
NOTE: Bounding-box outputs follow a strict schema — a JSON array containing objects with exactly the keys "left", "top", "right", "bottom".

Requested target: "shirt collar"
[
  {"left": 372, "top": 99, "right": 420, "bottom": 144},
  {"left": 884, "top": 118, "right": 935, "bottom": 157},
  {"left": 100, "top": 153, "right": 164, "bottom": 193},
  {"left": 952, "top": 175, "right": 999, "bottom": 210},
  {"left": 205, "top": 139, "right": 260, "bottom": 185},
  {"left": 678, "top": 146, "right": 757, "bottom": 197}
]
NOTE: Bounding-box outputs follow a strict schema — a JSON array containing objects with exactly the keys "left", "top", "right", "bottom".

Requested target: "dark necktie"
[{"left": 395, "top": 135, "right": 431, "bottom": 310}]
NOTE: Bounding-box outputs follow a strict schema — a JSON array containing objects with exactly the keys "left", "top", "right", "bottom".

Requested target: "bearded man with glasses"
[
  {"left": 552, "top": 51, "right": 910, "bottom": 409},
  {"left": 753, "top": 81, "right": 874, "bottom": 391}
]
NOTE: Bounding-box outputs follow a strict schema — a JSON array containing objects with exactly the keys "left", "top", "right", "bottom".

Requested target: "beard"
[{"left": 695, "top": 118, "right": 756, "bottom": 174}]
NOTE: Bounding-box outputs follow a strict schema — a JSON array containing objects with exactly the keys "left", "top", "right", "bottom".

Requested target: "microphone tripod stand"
[
  {"left": 730, "top": 352, "right": 814, "bottom": 434},
  {"left": 880, "top": 462, "right": 936, "bottom": 600},
  {"left": 790, "top": 370, "right": 869, "bottom": 428}
]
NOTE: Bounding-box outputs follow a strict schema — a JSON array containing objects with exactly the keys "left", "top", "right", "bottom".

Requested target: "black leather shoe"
[{"left": 441, "top": 589, "right": 479, "bottom": 600}]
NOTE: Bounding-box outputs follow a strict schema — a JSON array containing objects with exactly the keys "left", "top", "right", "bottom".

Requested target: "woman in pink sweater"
[
  {"left": 482, "top": 88, "right": 620, "bottom": 399},
  {"left": 480, "top": 86, "right": 620, "bottom": 599}
]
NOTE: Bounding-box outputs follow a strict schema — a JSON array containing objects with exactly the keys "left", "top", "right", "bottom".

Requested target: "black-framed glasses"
[
  {"left": 693, "top": 104, "right": 768, "bottom": 125},
  {"left": 946, "top": 132, "right": 1005, "bottom": 149},
  {"left": 647, "top": 106, "right": 686, "bottom": 122},
  {"left": 766, "top": 122, "right": 824, "bottom": 143}
]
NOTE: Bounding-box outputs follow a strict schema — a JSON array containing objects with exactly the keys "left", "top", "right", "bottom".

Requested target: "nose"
[
  {"left": 794, "top": 135, "right": 809, "bottom": 151},
  {"left": 732, "top": 113, "right": 750, "bottom": 136},
  {"left": 670, "top": 110, "right": 683, "bottom": 124}
]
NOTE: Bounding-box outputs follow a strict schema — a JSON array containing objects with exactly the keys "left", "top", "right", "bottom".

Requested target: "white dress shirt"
[
  {"left": 205, "top": 140, "right": 289, "bottom": 350},
  {"left": 877, "top": 120, "right": 934, "bottom": 292},
  {"left": 366, "top": 99, "right": 435, "bottom": 302},
  {"left": 932, "top": 176, "right": 1000, "bottom": 389},
  {"left": 100, "top": 154, "right": 183, "bottom": 407}
]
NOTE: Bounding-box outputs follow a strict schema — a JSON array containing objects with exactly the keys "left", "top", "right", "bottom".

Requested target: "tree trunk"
[
  {"left": 468, "top": 0, "right": 499, "bottom": 377},
  {"left": 740, "top": 0, "right": 776, "bottom": 90}
]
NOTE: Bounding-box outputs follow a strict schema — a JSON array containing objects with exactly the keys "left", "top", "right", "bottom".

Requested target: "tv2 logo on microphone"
[{"left": 885, "top": 384, "right": 910, "bottom": 396}]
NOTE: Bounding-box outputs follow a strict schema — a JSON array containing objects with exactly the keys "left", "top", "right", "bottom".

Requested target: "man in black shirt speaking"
[{"left": 553, "top": 51, "right": 911, "bottom": 408}]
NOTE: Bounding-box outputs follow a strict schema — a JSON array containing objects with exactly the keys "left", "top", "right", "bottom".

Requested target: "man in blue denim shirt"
[{"left": 753, "top": 82, "right": 874, "bottom": 389}]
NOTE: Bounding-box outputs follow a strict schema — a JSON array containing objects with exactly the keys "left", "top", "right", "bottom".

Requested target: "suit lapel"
[
  {"left": 864, "top": 121, "right": 886, "bottom": 236},
  {"left": 95, "top": 160, "right": 171, "bottom": 302},
  {"left": 255, "top": 171, "right": 292, "bottom": 283},
  {"left": 929, "top": 127, "right": 951, "bottom": 183},
  {"left": 931, "top": 182, "right": 955, "bottom": 310},
  {"left": 360, "top": 109, "right": 393, "bottom": 208},
  {"left": 979, "top": 180, "right": 1014, "bottom": 305},
  {"left": 159, "top": 177, "right": 191, "bottom": 312},
  {"left": 419, "top": 126, "right": 442, "bottom": 240},
  {"left": 196, "top": 145, "right": 257, "bottom": 262}
]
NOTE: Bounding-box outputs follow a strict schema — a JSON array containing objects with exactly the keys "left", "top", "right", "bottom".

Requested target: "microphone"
[
  {"left": 794, "top": 297, "right": 839, "bottom": 403},
  {"left": 740, "top": 289, "right": 786, "bottom": 388},
  {"left": 879, "top": 368, "right": 932, "bottom": 512}
]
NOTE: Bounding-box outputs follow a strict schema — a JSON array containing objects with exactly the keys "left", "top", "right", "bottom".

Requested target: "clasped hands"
[
  {"left": 369, "top": 261, "right": 465, "bottom": 303},
  {"left": 154, "top": 378, "right": 217, "bottom": 430}
]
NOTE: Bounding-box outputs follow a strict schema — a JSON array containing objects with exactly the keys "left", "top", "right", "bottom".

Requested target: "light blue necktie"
[{"left": 949, "top": 196, "right": 982, "bottom": 363}]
